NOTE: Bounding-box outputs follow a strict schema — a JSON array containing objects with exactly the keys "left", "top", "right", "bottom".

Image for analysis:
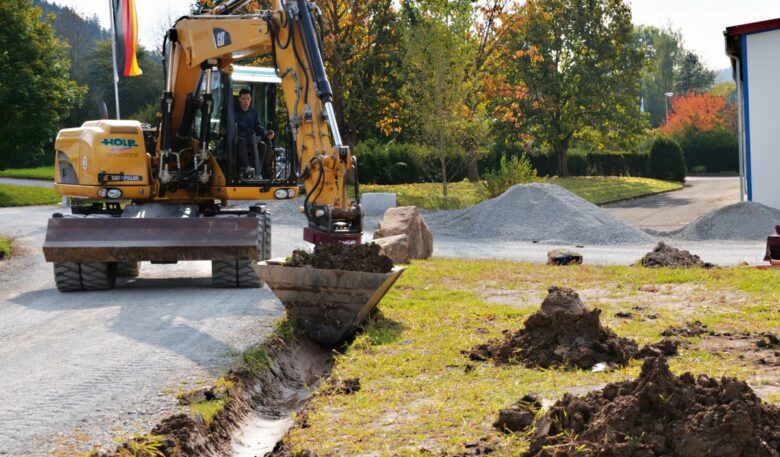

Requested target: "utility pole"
[{"left": 664, "top": 92, "right": 674, "bottom": 124}]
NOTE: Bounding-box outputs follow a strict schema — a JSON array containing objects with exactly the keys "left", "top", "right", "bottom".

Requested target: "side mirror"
[{"left": 98, "top": 101, "right": 109, "bottom": 120}]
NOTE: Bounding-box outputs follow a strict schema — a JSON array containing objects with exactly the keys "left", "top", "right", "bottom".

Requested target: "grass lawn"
[
  {"left": 0, "top": 166, "right": 55, "bottom": 181},
  {"left": 0, "top": 236, "right": 10, "bottom": 259},
  {"left": 283, "top": 259, "right": 780, "bottom": 456},
  {"left": 0, "top": 184, "right": 59, "bottom": 207},
  {"left": 361, "top": 176, "right": 682, "bottom": 210}
]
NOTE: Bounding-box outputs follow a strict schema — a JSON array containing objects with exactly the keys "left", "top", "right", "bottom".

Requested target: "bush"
[
  {"left": 481, "top": 154, "right": 537, "bottom": 197},
  {"left": 648, "top": 137, "right": 686, "bottom": 182},
  {"left": 677, "top": 129, "right": 738, "bottom": 173}
]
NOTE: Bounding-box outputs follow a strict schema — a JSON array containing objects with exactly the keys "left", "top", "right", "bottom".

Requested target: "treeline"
[
  {"left": 3, "top": 0, "right": 735, "bottom": 185},
  {"left": 0, "top": 0, "right": 163, "bottom": 168}
]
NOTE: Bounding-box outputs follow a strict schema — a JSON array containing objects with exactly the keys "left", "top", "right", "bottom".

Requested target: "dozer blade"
[
  {"left": 43, "top": 217, "right": 258, "bottom": 263},
  {"left": 765, "top": 225, "right": 780, "bottom": 265},
  {"left": 253, "top": 260, "right": 405, "bottom": 346}
]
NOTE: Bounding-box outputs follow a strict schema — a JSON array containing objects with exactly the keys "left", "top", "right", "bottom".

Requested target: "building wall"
[{"left": 744, "top": 28, "right": 780, "bottom": 209}]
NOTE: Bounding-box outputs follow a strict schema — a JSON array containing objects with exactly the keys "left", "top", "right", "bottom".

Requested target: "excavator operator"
[{"left": 235, "top": 87, "right": 275, "bottom": 179}]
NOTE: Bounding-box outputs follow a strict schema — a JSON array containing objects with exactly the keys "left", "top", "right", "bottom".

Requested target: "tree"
[
  {"left": 317, "top": 0, "right": 404, "bottom": 146},
  {"left": 637, "top": 26, "right": 716, "bottom": 127},
  {"left": 84, "top": 40, "right": 164, "bottom": 121},
  {"left": 500, "top": 0, "right": 646, "bottom": 176},
  {"left": 0, "top": 0, "right": 84, "bottom": 168},
  {"left": 661, "top": 92, "right": 736, "bottom": 137},
  {"left": 675, "top": 50, "right": 715, "bottom": 94},
  {"left": 636, "top": 26, "right": 679, "bottom": 127},
  {"left": 399, "top": 2, "right": 473, "bottom": 205}
]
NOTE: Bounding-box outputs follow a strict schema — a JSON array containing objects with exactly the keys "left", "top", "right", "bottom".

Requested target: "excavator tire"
[
  {"left": 54, "top": 262, "right": 117, "bottom": 292},
  {"left": 211, "top": 211, "right": 270, "bottom": 288},
  {"left": 115, "top": 261, "right": 140, "bottom": 277}
]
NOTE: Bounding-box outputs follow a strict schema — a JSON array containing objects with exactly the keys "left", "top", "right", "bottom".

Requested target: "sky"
[{"left": 49, "top": 0, "right": 780, "bottom": 70}]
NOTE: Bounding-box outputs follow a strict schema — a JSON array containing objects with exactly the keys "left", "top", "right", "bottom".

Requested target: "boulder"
[
  {"left": 373, "top": 206, "right": 433, "bottom": 259},
  {"left": 547, "top": 248, "right": 583, "bottom": 266},
  {"left": 373, "top": 234, "right": 410, "bottom": 264}
]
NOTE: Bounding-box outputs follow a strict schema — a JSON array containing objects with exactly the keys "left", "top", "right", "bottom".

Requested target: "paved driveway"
[
  {"left": 603, "top": 176, "right": 741, "bottom": 232},
  {"left": 0, "top": 178, "right": 53, "bottom": 188}
]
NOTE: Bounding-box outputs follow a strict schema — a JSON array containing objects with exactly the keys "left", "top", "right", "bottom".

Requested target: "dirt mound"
[
  {"left": 639, "top": 242, "right": 714, "bottom": 268},
  {"left": 425, "top": 183, "right": 653, "bottom": 245},
  {"left": 523, "top": 357, "right": 780, "bottom": 457},
  {"left": 469, "top": 287, "right": 639, "bottom": 369},
  {"left": 285, "top": 243, "right": 393, "bottom": 273},
  {"left": 674, "top": 201, "right": 780, "bottom": 241}
]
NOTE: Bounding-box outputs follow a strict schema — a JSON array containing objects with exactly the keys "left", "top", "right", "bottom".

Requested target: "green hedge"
[
  {"left": 353, "top": 140, "right": 466, "bottom": 184},
  {"left": 482, "top": 145, "right": 650, "bottom": 178},
  {"left": 354, "top": 139, "right": 689, "bottom": 184},
  {"left": 677, "top": 129, "right": 738, "bottom": 173}
]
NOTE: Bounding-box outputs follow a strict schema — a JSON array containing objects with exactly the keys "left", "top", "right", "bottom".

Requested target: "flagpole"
[{"left": 108, "top": 0, "right": 121, "bottom": 119}]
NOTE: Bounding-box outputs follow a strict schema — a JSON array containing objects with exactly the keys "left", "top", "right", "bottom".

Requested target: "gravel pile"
[
  {"left": 426, "top": 183, "right": 653, "bottom": 245},
  {"left": 673, "top": 201, "right": 780, "bottom": 241}
]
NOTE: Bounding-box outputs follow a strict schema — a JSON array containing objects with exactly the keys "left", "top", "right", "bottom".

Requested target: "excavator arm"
[{"left": 160, "top": 0, "right": 361, "bottom": 243}]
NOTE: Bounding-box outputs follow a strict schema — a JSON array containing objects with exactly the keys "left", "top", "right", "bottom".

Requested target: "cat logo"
[{"left": 214, "top": 28, "right": 232, "bottom": 49}]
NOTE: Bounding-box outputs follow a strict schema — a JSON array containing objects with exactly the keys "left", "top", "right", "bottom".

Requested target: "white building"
[{"left": 726, "top": 18, "right": 780, "bottom": 209}]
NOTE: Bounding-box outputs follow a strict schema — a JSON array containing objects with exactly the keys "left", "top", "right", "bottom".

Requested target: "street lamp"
[{"left": 664, "top": 92, "right": 674, "bottom": 124}]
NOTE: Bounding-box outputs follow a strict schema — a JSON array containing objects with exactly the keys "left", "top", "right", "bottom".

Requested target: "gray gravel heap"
[
  {"left": 425, "top": 183, "right": 653, "bottom": 245},
  {"left": 672, "top": 201, "right": 780, "bottom": 241}
]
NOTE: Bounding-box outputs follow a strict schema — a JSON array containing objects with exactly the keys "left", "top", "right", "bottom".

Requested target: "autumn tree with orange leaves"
[{"left": 662, "top": 92, "right": 737, "bottom": 137}]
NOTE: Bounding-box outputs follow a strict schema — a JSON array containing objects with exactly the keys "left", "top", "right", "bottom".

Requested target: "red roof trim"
[{"left": 727, "top": 18, "right": 780, "bottom": 36}]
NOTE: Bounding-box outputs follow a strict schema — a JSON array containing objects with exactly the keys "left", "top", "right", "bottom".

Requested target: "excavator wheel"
[
  {"left": 115, "top": 261, "right": 141, "bottom": 277},
  {"left": 54, "top": 262, "right": 117, "bottom": 292},
  {"left": 211, "top": 211, "right": 270, "bottom": 288}
]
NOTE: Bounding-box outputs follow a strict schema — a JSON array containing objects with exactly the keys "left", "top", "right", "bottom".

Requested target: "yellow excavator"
[{"left": 43, "top": 0, "right": 364, "bottom": 291}]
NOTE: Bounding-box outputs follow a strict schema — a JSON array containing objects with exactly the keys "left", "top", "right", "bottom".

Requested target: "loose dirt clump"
[
  {"left": 469, "top": 286, "right": 640, "bottom": 369},
  {"left": 523, "top": 357, "right": 780, "bottom": 457},
  {"left": 638, "top": 242, "right": 714, "bottom": 268},
  {"left": 494, "top": 394, "right": 542, "bottom": 434},
  {"left": 662, "top": 320, "right": 709, "bottom": 337},
  {"left": 285, "top": 243, "right": 393, "bottom": 273}
]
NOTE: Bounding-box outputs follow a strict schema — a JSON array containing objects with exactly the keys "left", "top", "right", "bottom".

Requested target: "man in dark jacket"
[{"left": 235, "top": 87, "right": 274, "bottom": 179}]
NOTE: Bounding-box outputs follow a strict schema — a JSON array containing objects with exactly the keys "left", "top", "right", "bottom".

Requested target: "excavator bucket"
[
  {"left": 764, "top": 225, "right": 780, "bottom": 265},
  {"left": 43, "top": 217, "right": 258, "bottom": 263},
  {"left": 253, "top": 260, "right": 405, "bottom": 346}
]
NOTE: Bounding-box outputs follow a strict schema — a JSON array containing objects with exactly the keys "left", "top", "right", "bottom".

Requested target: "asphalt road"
[
  {"left": 0, "top": 204, "right": 288, "bottom": 456},
  {"left": 0, "top": 178, "right": 53, "bottom": 188},
  {"left": 603, "top": 176, "right": 741, "bottom": 232}
]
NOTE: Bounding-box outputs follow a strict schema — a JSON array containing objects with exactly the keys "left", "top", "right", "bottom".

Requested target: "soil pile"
[
  {"left": 469, "top": 286, "right": 640, "bottom": 369},
  {"left": 523, "top": 357, "right": 780, "bottom": 457},
  {"left": 638, "top": 242, "right": 714, "bottom": 268},
  {"left": 285, "top": 243, "right": 393, "bottom": 273},
  {"left": 494, "top": 394, "right": 542, "bottom": 434},
  {"left": 673, "top": 201, "right": 780, "bottom": 241},
  {"left": 425, "top": 183, "right": 653, "bottom": 245}
]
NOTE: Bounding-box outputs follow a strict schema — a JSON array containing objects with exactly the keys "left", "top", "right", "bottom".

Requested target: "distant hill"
[
  {"left": 33, "top": 0, "right": 109, "bottom": 80},
  {"left": 715, "top": 67, "right": 733, "bottom": 84}
]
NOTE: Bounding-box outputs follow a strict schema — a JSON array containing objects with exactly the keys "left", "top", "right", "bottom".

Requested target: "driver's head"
[{"left": 238, "top": 88, "right": 252, "bottom": 112}]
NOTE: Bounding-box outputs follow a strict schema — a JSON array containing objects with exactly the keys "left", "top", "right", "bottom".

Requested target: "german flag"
[{"left": 112, "top": 0, "right": 142, "bottom": 77}]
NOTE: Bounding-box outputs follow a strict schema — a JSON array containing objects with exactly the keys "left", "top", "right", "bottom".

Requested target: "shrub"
[
  {"left": 481, "top": 154, "right": 537, "bottom": 197},
  {"left": 648, "top": 137, "right": 686, "bottom": 182}
]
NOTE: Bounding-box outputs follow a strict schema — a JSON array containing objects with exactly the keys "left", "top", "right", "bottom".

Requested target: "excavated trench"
[{"left": 99, "top": 335, "right": 334, "bottom": 457}]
